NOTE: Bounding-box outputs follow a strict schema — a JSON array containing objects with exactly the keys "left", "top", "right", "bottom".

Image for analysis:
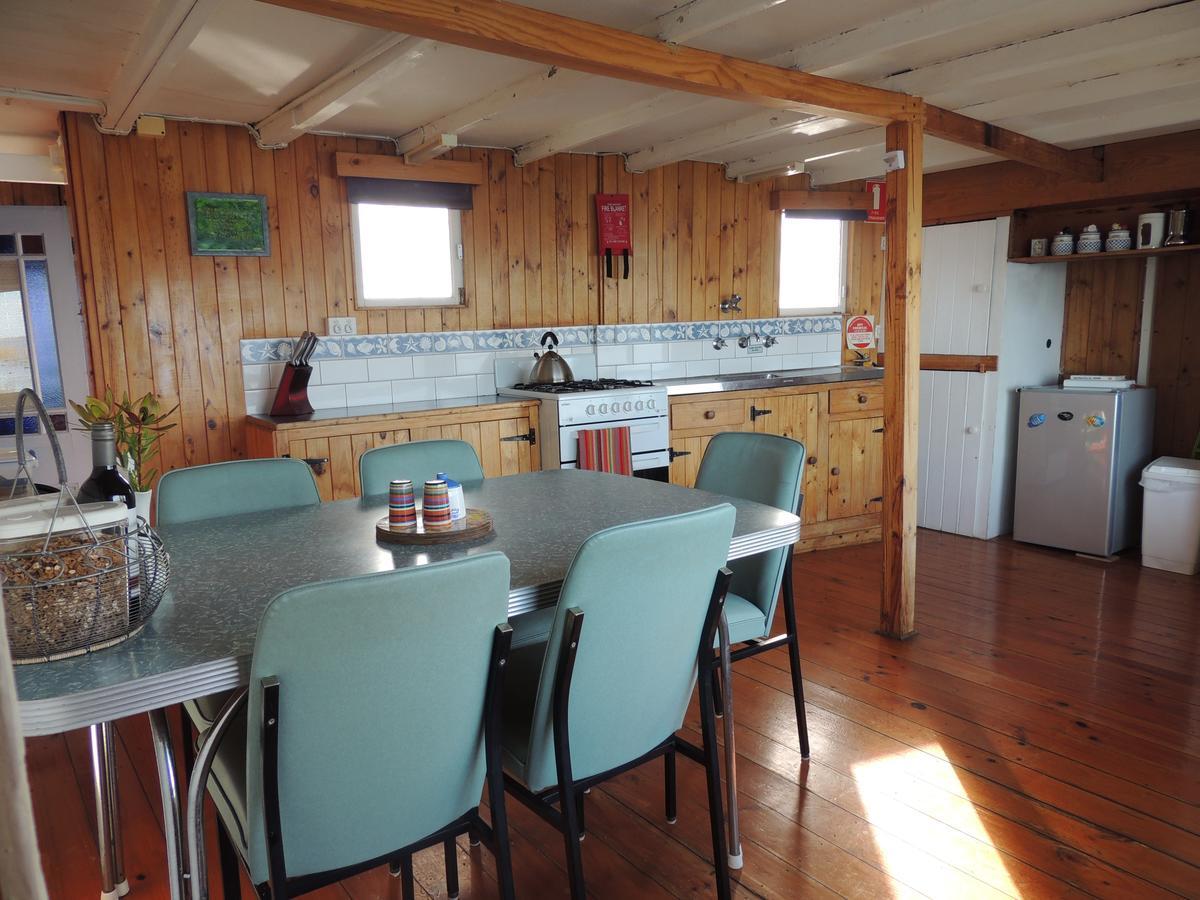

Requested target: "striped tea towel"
[{"left": 576, "top": 426, "right": 634, "bottom": 476}]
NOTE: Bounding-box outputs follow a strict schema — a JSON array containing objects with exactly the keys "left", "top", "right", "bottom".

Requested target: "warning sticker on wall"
[{"left": 845, "top": 315, "right": 876, "bottom": 350}]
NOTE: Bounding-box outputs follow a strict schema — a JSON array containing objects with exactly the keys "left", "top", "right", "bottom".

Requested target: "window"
[
  {"left": 777, "top": 216, "right": 847, "bottom": 314},
  {"left": 0, "top": 232, "right": 67, "bottom": 434},
  {"left": 350, "top": 201, "right": 465, "bottom": 308}
]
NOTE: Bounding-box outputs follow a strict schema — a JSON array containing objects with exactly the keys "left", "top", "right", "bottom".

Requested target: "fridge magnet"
[
  {"left": 1027, "top": 413, "right": 1046, "bottom": 428},
  {"left": 186, "top": 191, "right": 270, "bottom": 256}
]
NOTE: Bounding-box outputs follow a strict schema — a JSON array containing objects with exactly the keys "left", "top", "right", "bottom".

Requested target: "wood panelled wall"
[
  {"left": 1149, "top": 254, "right": 1200, "bottom": 457},
  {"left": 58, "top": 113, "right": 787, "bottom": 474},
  {"left": 1060, "top": 258, "right": 1146, "bottom": 378},
  {"left": 0, "top": 181, "right": 64, "bottom": 206}
]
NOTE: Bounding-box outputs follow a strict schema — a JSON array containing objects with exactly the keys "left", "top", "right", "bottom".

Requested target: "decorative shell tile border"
[{"left": 241, "top": 316, "right": 841, "bottom": 364}]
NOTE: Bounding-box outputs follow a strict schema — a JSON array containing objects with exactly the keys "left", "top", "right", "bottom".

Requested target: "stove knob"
[
  {"left": 598, "top": 403, "right": 608, "bottom": 414},
  {"left": 586, "top": 404, "right": 595, "bottom": 415},
  {"left": 623, "top": 401, "right": 632, "bottom": 412},
  {"left": 635, "top": 400, "right": 644, "bottom": 411},
  {"left": 646, "top": 398, "right": 656, "bottom": 410}
]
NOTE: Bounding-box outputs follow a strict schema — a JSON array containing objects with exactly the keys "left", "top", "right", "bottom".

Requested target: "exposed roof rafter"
[
  {"left": 656, "top": 0, "right": 791, "bottom": 45},
  {"left": 254, "top": 35, "right": 434, "bottom": 147},
  {"left": 625, "top": 110, "right": 824, "bottom": 172},
  {"left": 100, "top": 0, "right": 221, "bottom": 133}
]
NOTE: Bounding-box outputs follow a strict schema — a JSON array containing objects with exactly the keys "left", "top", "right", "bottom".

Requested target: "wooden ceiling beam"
[
  {"left": 924, "top": 105, "right": 1104, "bottom": 182},
  {"left": 258, "top": 0, "right": 919, "bottom": 125},
  {"left": 100, "top": 0, "right": 220, "bottom": 133},
  {"left": 769, "top": 189, "right": 871, "bottom": 211},
  {"left": 254, "top": 35, "right": 434, "bottom": 147},
  {"left": 334, "top": 151, "right": 484, "bottom": 184}
]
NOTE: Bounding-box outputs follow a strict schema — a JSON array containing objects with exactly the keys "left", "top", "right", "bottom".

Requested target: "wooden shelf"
[{"left": 1010, "top": 244, "right": 1200, "bottom": 264}]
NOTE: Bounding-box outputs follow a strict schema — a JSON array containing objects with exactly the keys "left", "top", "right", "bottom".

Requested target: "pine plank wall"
[{"left": 55, "top": 113, "right": 800, "bottom": 475}]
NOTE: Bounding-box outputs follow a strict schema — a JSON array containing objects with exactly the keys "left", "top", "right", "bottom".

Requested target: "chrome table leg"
[
  {"left": 717, "top": 613, "right": 742, "bottom": 870},
  {"left": 89, "top": 722, "right": 129, "bottom": 900},
  {"left": 149, "top": 709, "right": 188, "bottom": 900}
]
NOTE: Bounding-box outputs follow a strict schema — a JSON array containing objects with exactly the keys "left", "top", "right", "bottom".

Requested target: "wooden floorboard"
[{"left": 22, "top": 532, "right": 1200, "bottom": 898}]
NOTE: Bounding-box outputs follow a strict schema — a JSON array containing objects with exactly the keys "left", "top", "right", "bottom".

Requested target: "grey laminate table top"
[{"left": 15, "top": 469, "right": 799, "bottom": 736}]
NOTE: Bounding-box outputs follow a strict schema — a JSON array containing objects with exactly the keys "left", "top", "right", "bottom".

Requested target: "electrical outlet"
[{"left": 327, "top": 317, "right": 357, "bottom": 336}]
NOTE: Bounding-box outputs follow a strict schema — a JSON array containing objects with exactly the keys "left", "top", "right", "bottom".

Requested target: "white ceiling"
[{"left": 0, "top": 0, "right": 1198, "bottom": 184}]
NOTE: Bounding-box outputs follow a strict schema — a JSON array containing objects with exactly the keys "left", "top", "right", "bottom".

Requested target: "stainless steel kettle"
[{"left": 529, "top": 331, "right": 574, "bottom": 384}]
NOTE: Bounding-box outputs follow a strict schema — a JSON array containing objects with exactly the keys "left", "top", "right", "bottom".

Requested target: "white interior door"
[
  {"left": 0, "top": 205, "right": 91, "bottom": 485},
  {"left": 916, "top": 219, "right": 999, "bottom": 537}
]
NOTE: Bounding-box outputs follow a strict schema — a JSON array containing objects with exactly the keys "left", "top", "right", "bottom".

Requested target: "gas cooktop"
[{"left": 508, "top": 378, "right": 654, "bottom": 394}]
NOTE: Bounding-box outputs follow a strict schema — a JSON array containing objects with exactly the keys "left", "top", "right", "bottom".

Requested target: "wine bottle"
[{"left": 77, "top": 422, "right": 140, "bottom": 605}]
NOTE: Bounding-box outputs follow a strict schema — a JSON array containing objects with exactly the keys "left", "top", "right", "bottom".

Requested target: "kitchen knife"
[{"left": 300, "top": 332, "right": 318, "bottom": 366}]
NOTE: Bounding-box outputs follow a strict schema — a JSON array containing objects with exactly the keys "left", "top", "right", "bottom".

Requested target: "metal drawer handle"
[
  {"left": 807, "top": 456, "right": 817, "bottom": 466},
  {"left": 857, "top": 393, "right": 868, "bottom": 404},
  {"left": 703, "top": 410, "right": 716, "bottom": 420},
  {"left": 830, "top": 466, "right": 841, "bottom": 476},
  {"left": 749, "top": 405, "right": 772, "bottom": 421}
]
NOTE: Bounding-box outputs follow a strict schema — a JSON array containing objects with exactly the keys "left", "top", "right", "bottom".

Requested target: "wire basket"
[{"left": 1, "top": 390, "right": 171, "bottom": 663}]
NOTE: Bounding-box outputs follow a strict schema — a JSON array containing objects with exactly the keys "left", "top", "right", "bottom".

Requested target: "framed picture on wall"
[{"left": 185, "top": 192, "right": 270, "bottom": 256}]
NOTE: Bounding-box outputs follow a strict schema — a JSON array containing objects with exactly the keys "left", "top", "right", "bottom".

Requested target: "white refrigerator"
[{"left": 1012, "top": 386, "right": 1155, "bottom": 556}]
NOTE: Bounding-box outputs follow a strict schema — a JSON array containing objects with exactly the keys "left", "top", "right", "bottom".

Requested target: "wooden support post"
[{"left": 880, "top": 117, "right": 922, "bottom": 639}]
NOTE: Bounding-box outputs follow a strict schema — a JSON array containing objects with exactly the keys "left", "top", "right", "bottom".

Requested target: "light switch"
[{"left": 327, "top": 317, "right": 357, "bottom": 336}]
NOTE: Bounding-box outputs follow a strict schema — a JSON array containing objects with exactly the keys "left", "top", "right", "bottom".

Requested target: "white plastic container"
[{"left": 1139, "top": 457, "right": 1200, "bottom": 574}]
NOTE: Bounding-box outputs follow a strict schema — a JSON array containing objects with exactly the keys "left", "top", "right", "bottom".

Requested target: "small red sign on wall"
[
  {"left": 866, "top": 179, "right": 887, "bottom": 224},
  {"left": 596, "top": 192, "right": 632, "bottom": 278}
]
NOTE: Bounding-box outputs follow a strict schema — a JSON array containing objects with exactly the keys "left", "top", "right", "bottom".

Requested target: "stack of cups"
[
  {"left": 422, "top": 479, "right": 452, "bottom": 529},
  {"left": 389, "top": 479, "right": 417, "bottom": 528}
]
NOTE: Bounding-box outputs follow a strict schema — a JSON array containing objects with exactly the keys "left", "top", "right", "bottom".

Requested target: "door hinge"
[
  {"left": 872, "top": 426, "right": 884, "bottom": 433},
  {"left": 750, "top": 405, "right": 772, "bottom": 421},
  {"left": 869, "top": 496, "right": 884, "bottom": 504},
  {"left": 501, "top": 427, "right": 536, "bottom": 445},
  {"left": 669, "top": 448, "right": 691, "bottom": 462}
]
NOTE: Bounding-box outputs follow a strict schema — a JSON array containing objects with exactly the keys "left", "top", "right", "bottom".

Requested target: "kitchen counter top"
[
  {"left": 660, "top": 365, "right": 883, "bottom": 397},
  {"left": 246, "top": 394, "right": 533, "bottom": 429}
]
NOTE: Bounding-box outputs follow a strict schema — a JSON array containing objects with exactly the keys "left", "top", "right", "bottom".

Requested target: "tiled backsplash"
[{"left": 241, "top": 316, "right": 843, "bottom": 414}]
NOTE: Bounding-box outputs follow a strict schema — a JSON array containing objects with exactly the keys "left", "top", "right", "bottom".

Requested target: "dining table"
[{"left": 15, "top": 467, "right": 801, "bottom": 900}]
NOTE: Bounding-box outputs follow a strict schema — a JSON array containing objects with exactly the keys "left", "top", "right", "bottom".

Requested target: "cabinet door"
[
  {"left": 668, "top": 435, "right": 711, "bottom": 487},
  {"left": 750, "top": 393, "right": 824, "bottom": 524},
  {"left": 827, "top": 416, "right": 884, "bottom": 520},
  {"left": 449, "top": 416, "right": 538, "bottom": 478},
  {"left": 289, "top": 430, "right": 408, "bottom": 501}
]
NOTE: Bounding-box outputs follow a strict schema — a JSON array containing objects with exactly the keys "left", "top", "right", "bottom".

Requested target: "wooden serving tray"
[{"left": 375, "top": 508, "right": 494, "bottom": 545}]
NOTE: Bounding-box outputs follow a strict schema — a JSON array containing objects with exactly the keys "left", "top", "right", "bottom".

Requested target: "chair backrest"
[
  {"left": 155, "top": 458, "right": 320, "bottom": 526},
  {"left": 359, "top": 439, "right": 485, "bottom": 498},
  {"left": 518, "top": 504, "right": 735, "bottom": 791},
  {"left": 243, "top": 553, "right": 510, "bottom": 883},
  {"left": 694, "top": 432, "right": 805, "bottom": 628}
]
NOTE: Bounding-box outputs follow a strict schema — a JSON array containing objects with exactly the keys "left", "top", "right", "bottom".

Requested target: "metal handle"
[
  {"left": 749, "top": 405, "right": 772, "bottom": 421},
  {"left": 540, "top": 331, "right": 559, "bottom": 349},
  {"left": 703, "top": 410, "right": 716, "bottom": 420},
  {"left": 831, "top": 466, "right": 841, "bottom": 476},
  {"left": 872, "top": 426, "right": 884, "bottom": 434},
  {"left": 807, "top": 456, "right": 817, "bottom": 466},
  {"left": 500, "top": 428, "right": 537, "bottom": 445},
  {"left": 857, "top": 393, "right": 868, "bottom": 404}
]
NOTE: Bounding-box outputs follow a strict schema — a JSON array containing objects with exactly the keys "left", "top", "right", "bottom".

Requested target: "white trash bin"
[{"left": 1140, "top": 457, "right": 1200, "bottom": 574}]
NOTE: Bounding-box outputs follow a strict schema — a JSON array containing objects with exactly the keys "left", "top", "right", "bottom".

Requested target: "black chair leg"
[
  {"left": 558, "top": 780, "right": 587, "bottom": 900},
  {"left": 399, "top": 856, "right": 416, "bottom": 900},
  {"left": 782, "top": 559, "right": 811, "bottom": 759},
  {"left": 664, "top": 749, "right": 677, "bottom": 824},
  {"left": 444, "top": 837, "right": 460, "bottom": 899},
  {"left": 216, "top": 820, "right": 241, "bottom": 900},
  {"left": 712, "top": 667, "right": 724, "bottom": 718},
  {"left": 697, "top": 665, "right": 732, "bottom": 900}
]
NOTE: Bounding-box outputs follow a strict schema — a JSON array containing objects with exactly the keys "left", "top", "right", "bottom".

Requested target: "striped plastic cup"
[
  {"left": 389, "top": 479, "right": 416, "bottom": 527},
  {"left": 422, "top": 479, "right": 452, "bottom": 529}
]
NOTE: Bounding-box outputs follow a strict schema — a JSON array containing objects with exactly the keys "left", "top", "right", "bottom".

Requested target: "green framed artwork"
[{"left": 186, "top": 192, "right": 270, "bottom": 256}]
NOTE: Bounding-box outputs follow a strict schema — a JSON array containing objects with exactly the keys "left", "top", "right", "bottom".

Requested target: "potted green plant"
[{"left": 71, "top": 390, "right": 178, "bottom": 519}]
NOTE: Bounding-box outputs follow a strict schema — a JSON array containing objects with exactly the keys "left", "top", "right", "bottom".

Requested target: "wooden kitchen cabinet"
[
  {"left": 668, "top": 378, "right": 883, "bottom": 552},
  {"left": 245, "top": 400, "right": 540, "bottom": 501}
]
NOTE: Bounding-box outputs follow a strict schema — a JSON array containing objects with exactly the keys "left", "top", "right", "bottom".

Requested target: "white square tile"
[
  {"left": 751, "top": 356, "right": 783, "bottom": 372},
  {"left": 826, "top": 332, "right": 844, "bottom": 352},
  {"left": 668, "top": 341, "right": 703, "bottom": 362},
  {"left": 241, "top": 364, "right": 275, "bottom": 391},
  {"left": 685, "top": 360, "right": 719, "bottom": 377},
  {"left": 475, "top": 374, "right": 496, "bottom": 396},
  {"left": 718, "top": 358, "right": 752, "bottom": 375},
  {"left": 244, "top": 389, "right": 272, "bottom": 414},
  {"left": 597, "top": 345, "right": 633, "bottom": 366},
  {"left": 632, "top": 343, "right": 668, "bottom": 364},
  {"left": 702, "top": 342, "right": 731, "bottom": 360},
  {"left": 455, "top": 352, "right": 496, "bottom": 375},
  {"left": 346, "top": 382, "right": 393, "bottom": 407},
  {"left": 392, "top": 379, "right": 436, "bottom": 402},
  {"left": 615, "top": 364, "right": 653, "bottom": 381},
  {"left": 596, "top": 365, "right": 617, "bottom": 380},
  {"left": 651, "top": 362, "right": 687, "bottom": 380},
  {"left": 435, "top": 375, "right": 479, "bottom": 399},
  {"left": 794, "top": 334, "right": 829, "bottom": 354},
  {"left": 812, "top": 351, "right": 842, "bottom": 368},
  {"left": 412, "top": 355, "right": 457, "bottom": 378},
  {"left": 319, "top": 359, "right": 369, "bottom": 384},
  {"left": 367, "top": 357, "right": 414, "bottom": 381},
  {"left": 767, "top": 335, "right": 799, "bottom": 356},
  {"left": 308, "top": 385, "right": 347, "bottom": 410},
  {"left": 779, "top": 353, "right": 814, "bottom": 370},
  {"left": 307, "top": 363, "right": 322, "bottom": 385}
]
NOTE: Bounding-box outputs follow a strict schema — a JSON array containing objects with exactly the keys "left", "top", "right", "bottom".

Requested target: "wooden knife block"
[{"left": 269, "top": 364, "right": 314, "bottom": 416}]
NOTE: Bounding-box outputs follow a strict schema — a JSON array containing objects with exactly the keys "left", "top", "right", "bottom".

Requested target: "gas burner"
[{"left": 510, "top": 378, "right": 655, "bottom": 394}]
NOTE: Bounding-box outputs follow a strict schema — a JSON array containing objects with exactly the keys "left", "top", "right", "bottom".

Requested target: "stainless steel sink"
[{"left": 661, "top": 365, "right": 883, "bottom": 396}]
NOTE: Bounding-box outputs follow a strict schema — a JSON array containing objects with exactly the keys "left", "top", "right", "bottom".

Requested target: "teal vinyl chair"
[
  {"left": 694, "top": 431, "right": 809, "bottom": 757},
  {"left": 501, "top": 505, "right": 737, "bottom": 900},
  {"left": 359, "top": 439, "right": 484, "bottom": 498},
  {"left": 184, "top": 555, "right": 516, "bottom": 900},
  {"left": 156, "top": 457, "right": 320, "bottom": 526}
]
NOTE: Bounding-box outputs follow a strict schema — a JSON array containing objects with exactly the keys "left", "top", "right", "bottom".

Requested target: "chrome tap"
[
  {"left": 720, "top": 294, "right": 743, "bottom": 313},
  {"left": 763, "top": 335, "right": 778, "bottom": 349},
  {"left": 712, "top": 336, "right": 727, "bottom": 351}
]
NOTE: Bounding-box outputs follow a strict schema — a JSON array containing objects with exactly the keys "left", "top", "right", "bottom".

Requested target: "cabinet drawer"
[
  {"left": 830, "top": 385, "right": 882, "bottom": 415},
  {"left": 671, "top": 398, "right": 747, "bottom": 431}
]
